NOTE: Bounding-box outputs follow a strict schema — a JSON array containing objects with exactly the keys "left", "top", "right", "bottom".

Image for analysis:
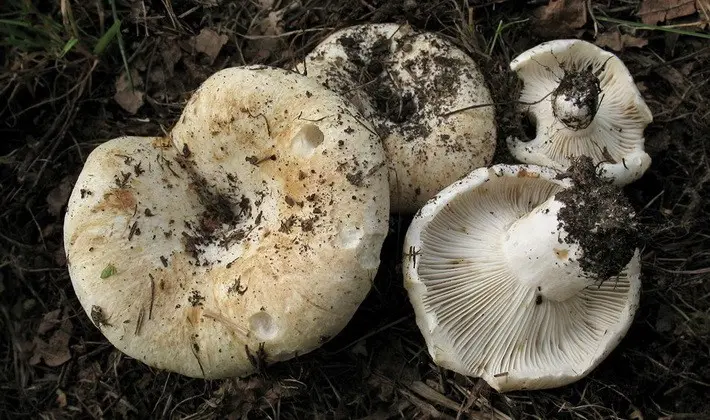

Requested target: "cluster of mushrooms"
[{"left": 64, "top": 24, "right": 652, "bottom": 392}]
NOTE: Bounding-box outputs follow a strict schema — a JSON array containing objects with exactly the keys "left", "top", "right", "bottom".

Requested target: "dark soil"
[
  {"left": 556, "top": 156, "right": 639, "bottom": 281},
  {"left": 326, "top": 24, "right": 475, "bottom": 142},
  {"left": 337, "top": 30, "right": 424, "bottom": 134},
  {"left": 2, "top": 0, "right": 710, "bottom": 419}
]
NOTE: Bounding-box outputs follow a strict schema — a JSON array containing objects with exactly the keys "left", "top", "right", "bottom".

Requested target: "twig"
[
  {"left": 439, "top": 90, "right": 553, "bottom": 118},
  {"left": 239, "top": 28, "right": 334, "bottom": 39},
  {"left": 597, "top": 16, "right": 710, "bottom": 39}
]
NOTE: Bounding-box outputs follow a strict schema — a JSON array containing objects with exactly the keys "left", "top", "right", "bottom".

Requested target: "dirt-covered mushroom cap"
[
  {"left": 507, "top": 39, "right": 653, "bottom": 185},
  {"left": 403, "top": 158, "right": 641, "bottom": 392},
  {"left": 63, "top": 66, "right": 390, "bottom": 379},
  {"left": 296, "top": 23, "right": 496, "bottom": 213}
]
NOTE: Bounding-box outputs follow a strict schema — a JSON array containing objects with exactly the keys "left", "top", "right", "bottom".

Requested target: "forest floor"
[{"left": 2, "top": 0, "right": 710, "bottom": 418}]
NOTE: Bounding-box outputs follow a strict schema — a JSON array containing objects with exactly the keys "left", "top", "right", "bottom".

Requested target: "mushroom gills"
[
  {"left": 402, "top": 162, "right": 642, "bottom": 392},
  {"left": 507, "top": 39, "right": 654, "bottom": 186}
]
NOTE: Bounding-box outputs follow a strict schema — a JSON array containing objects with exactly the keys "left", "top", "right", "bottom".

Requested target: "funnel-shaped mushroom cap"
[
  {"left": 403, "top": 163, "right": 641, "bottom": 392},
  {"left": 296, "top": 23, "right": 496, "bottom": 213},
  {"left": 507, "top": 39, "right": 653, "bottom": 185},
  {"left": 64, "top": 66, "right": 390, "bottom": 379}
]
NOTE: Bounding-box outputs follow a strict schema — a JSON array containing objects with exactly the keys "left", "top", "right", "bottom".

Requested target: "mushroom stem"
[
  {"left": 502, "top": 195, "right": 590, "bottom": 302},
  {"left": 551, "top": 68, "right": 601, "bottom": 131},
  {"left": 502, "top": 158, "right": 638, "bottom": 302}
]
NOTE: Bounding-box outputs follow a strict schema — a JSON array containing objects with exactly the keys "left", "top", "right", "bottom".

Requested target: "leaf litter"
[
  {"left": 2, "top": 0, "right": 710, "bottom": 418},
  {"left": 28, "top": 308, "right": 73, "bottom": 367},
  {"left": 639, "top": 0, "right": 699, "bottom": 25},
  {"left": 595, "top": 30, "right": 649, "bottom": 52}
]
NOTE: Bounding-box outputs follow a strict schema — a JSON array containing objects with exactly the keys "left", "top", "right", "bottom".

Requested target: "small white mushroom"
[
  {"left": 507, "top": 39, "right": 653, "bottom": 185},
  {"left": 403, "top": 158, "right": 641, "bottom": 392},
  {"left": 64, "top": 66, "right": 390, "bottom": 379},
  {"left": 296, "top": 23, "right": 497, "bottom": 213}
]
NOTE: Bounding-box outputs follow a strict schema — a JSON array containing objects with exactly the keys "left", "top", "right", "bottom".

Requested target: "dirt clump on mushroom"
[
  {"left": 556, "top": 156, "right": 639, "bottom": 281},
  {"left": 175, "top": 153, "right": 253, "bottom": 263},
  {"left": 336, "top": 33, "right": 419, "bottom": 133},
  {"left": 333, "top": 28, "right": 468, "bottom": 141},
  {"left": 552, "top": 64, "right": 602, "bottom": 130}
]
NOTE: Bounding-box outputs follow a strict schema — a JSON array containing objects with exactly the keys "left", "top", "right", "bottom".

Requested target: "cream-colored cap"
[{"left": 64, "top": 66, "right": 390, "bottom": 379}]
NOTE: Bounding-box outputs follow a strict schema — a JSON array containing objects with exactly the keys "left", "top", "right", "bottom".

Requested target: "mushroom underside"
[
  {"left": 405, "top": 166, "right": 640, "bottom": 391},
  {"left": 508, "top": 40, "right": 652, "bottom": 185}
]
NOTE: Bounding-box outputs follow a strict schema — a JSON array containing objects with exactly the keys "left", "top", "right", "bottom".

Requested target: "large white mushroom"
[
  {"left": 507, "top": 39, "right": 653, "bottom": 185},
  {"left": 296, "top": 23, "right": 497, "bottom": 213},
  {"left": 403, "top": 158, "right": 641, "bottom": 392},
  {"left": 64, "top": 66, "right": 390, "bottom": 379}
]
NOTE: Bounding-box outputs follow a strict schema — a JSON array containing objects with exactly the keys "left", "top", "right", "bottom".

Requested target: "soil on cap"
[
  {"left": 332, "top": 28, "right": 471, "bottom": 141},
  {"left": 175, "top": 154, "right": 252, "bottom": 263},
  {"left": 555, "top": 156, "right": 639, "bottom": 281},
  {"left": 337, "top": 34, "right": 418, "bottom": 127}
]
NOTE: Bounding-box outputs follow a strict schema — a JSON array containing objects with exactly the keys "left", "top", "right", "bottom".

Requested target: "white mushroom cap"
[
  {"left": 296, "top": 23, "right": 497, "bottom": 213},
  {"left": 507, "top": 39, "right": 653, "bottom": 185},
  {"left": 63, "top": 66, "right": 390, "bottom": 379},
  {"left": 403, "top": 162, "right": 641, "bottom": 392}
]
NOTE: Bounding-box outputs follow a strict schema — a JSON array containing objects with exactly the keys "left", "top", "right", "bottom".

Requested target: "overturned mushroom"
[
  {"left": 507, "top": 39, "right": 653, "bottom": 185},
  {"left": 296, "top": 23, "right": 496, "bottom": 213},
  {"left": 403, "top": 157, "right": 641, "bottom": 392},
  {"left": 64, "top": 66, "right": 390, "bottom": 379}
]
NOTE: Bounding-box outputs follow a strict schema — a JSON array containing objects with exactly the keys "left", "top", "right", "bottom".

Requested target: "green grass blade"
[
  {"left": 110, "top": 0, "right": 133, "bottom": 89},
  {"left": 60, "top": 37, "right": 79, "bottom": 57},
  {"left": 0, "top": 19, "right": 34, "bottom": 28},
  {"left": 93, "top": 19, "right": 120, "bottom": 55},
  {"left": 598, "top": 16, "right": 710, "bottom": 40}
]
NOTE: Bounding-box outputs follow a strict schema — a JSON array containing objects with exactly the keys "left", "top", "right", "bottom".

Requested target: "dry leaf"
[
  {"left": 193, "top": 28, "right": 229, "bottom": 64},
  {"left": 56, "top": 389, "right": 68, "bottom": 408},
  {"left": 46, "top": 174, "right": 76, "bottom": 216},
  {"left": 245, "top": 10, "right": 286, "bottom": 63},
  {"left": 161, "top": 40, "right": 183, "bottom": 75},
  {"left": 30, "top": 318, "right": 73, "bottom": 367},
  {"left": 38, "top": 308, "right": 62, "bottom": 334},
  {"left": 114, "top": 69, "right": 145, "bottom": 114},
  {"left": 596, "top": 30, "right": 649, "bottom": 51},
  {"left": 533, "top": 0, "right": 587, "bottom": 37},
  {"left": 639, "top": 0, "right": 697, "bottom": 25},
  {"left": 629, "top": 406, "right": 644, "bottom": 420},
  {"left": 258, "top": 0, "right": 275, "bottom": 9}
]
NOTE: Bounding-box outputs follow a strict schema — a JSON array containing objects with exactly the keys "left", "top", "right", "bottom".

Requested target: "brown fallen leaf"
[
  {"left": 193, "top": 28, "right": 229, "bottom": 65},
  {"left": 30, "top": 318, "right": 73, "bottom": 367},
  {"left": 596, "top": 30, "right": 649, "bottom": 52},
  {"left": 114, "top": 69, "right": 145, "bottom": 114},
  {"left": 56, "top": 389, "right": 67, "bottom": 408},
  {"left": 46, "top": 174, "right": 77, "bottom": 217},
  {"left": 245, "top": 10, "right": 286, "bottom": 63},
  {"left": 533, "top": 0, "right": 587, "bottom": 37},
  {"left": 38, "top": 308, "right": 62, "bottom": 334},
  {"left": 161, "top": 40, "right": 183, "bottom": 75},
  {"left": 639, "top": 0, "right": 697, "bottom": 25}
]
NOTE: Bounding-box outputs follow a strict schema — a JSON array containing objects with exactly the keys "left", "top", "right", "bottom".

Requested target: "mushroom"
[
  {"left": 403, "top": 157, "right": 641, "bottom": 392},
  {"left": 296, "top": 23, "right": 496, "bottom": 213},
  {"left": 507, "top": 39, "right": 653, "bottom": 185},
  {"left": 63, "top": 66, "right": 390, "bottom": 379}
]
